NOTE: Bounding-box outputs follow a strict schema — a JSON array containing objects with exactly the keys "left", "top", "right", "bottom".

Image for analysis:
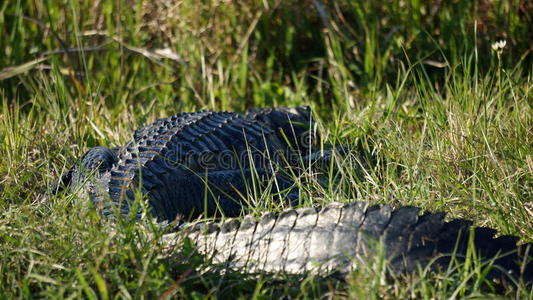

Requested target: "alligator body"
[
  {"left": 60, "top": 107, "right": 315, "bottom": 221},
  {"left": 168, "top": 201, "right": 532, "bottom": 282},
  {"left": 58, "top": 107, "right": 532, "bottom": 283}
]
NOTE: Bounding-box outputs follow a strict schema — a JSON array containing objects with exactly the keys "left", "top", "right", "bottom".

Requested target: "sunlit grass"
[{"left": 1, "top": 0, "right": 531, "bottom": 298}]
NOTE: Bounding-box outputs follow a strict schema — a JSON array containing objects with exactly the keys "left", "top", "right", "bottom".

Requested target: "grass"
[{"left": 0, "top": 0, "right": 532, "bottom": 298}]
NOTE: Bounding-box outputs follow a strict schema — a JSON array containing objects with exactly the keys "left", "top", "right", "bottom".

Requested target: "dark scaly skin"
[
  {"left": 60, "top": 108, "right": 315, "bottom": 221},
  {"left": 167, "top": 202, "right": 532, "bottom": 283},
  {"left": 55, "top": 107, "right": 532, "bottom": 283},
  {"left": 246, "top": 106, "right": 317, "bottom": 153}
]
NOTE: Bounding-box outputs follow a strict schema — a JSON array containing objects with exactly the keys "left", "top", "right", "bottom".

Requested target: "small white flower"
[{"left": 491, "top": 40, "right": 507, "bottom": 51}]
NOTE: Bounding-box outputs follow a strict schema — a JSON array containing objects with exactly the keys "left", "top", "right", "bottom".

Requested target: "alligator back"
[{"left": 72, "top": 108, "right": 312, "bottom": 221}]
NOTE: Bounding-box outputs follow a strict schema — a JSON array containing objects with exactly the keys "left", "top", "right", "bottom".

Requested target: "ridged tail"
[{"left": 165, "top": 202, "right": 532, "bottom": 283}]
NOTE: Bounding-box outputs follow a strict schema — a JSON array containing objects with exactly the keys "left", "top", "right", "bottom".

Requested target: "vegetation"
[{"left": 1, "top": 0, "right": 531, "bottom": 298}]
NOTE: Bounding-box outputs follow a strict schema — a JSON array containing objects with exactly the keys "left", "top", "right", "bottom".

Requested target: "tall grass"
[{"left": 0, "top": 0, "right": 531, "bottom": 298}]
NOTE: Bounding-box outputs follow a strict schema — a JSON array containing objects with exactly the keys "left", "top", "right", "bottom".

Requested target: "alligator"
[
  {"left": 55, "top": 107, "right": 317, "bottom": 221},
  {"left": 54, "top": 107, "right": 532, "bottom": 283}
]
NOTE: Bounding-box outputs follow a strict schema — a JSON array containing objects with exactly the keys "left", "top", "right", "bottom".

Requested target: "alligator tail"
[{"left": 169, "top": 202, "right": 532, "bottom": 283}]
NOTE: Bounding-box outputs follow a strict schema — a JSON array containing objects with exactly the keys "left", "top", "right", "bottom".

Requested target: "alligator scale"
[
  {"left": 55, "top": 107, "right": 532, "bottom": 283},
  {"left": 58, "top": 107, "right": 314, "bottom": 221}
]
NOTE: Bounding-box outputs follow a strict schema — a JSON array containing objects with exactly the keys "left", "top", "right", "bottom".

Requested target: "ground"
[{"left": 0, "top": 0, "right": 532, "bottom": 298}]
